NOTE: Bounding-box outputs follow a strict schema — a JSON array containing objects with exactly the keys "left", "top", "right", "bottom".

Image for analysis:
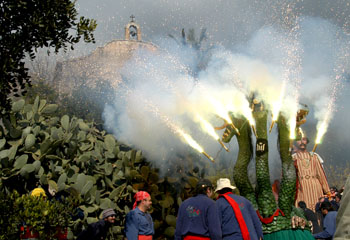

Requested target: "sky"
[
  {"left": 75, "top": 0, "right": 350, "bottom": 52},
  {"left": 71, "top": 0, "right": 350, "bottom": 181}
]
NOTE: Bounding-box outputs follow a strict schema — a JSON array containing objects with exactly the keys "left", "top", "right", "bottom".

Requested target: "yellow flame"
[
  {"left": 178, "top": 129, "right": 204, "bottom": 153},
  {"left": 289, "top": 118, "right": 296, "bottom": 139},
  {"left": 208, "top": 97, "right": 233, "bottom": 124},
  {"left": 242, "top": 106, "right": 256, "bottom": 126},
  {"left": 196, "top": 114, "right": 220, "bottom": 140},
  {"left": 315, "top": 120, "right": 328, "bottom": 144},
  {"left": 299, "top": 127, "right": 305, "bottom": 138},
  {"left": 271, "top": 103, "right": 282, "bottom": 121}
]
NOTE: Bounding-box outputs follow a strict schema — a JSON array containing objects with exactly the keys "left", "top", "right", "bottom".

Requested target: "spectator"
[
  {"left": 313, "top": 202, "right": 337, "bottom": 240},
  {"left": 77, "top": 208, "right": 116, "bottom": 240},
  {"left": 315, "top": 197, "right": 328, "bottom": 231},
  {"left": 175, "top": 179, "right": 222, "bottom": 240},
  {"left": 330, "top": 187, "right": 338, "bottom": 199},
  {"left": 215, "top": 178, "right": 263, "bottom": 240},
  {"left": 315, "top": 197, "right": 326, "bottom": 215},
  {"left": 330, "top": 193, "right": 341, "bottom": 211},
  {"left": 298, "top": 201, "right": 322, "bottom": 234},
  {"left": 125, "top": 191, "right": 154, "bottom": 240}
]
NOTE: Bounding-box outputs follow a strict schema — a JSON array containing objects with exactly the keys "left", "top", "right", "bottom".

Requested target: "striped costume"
[{"left": 293, "top": 151, "right": 330, "bottom": 211}]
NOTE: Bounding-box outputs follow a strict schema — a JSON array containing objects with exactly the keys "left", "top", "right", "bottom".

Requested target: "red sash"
[
  {"left": 256, "top": 208, "right": 285, "bottom": 224},
  {"left": 219, "top": 192, "right": 250, "bottom": 240},
  {"left": 184, "top": 236, "right": 210, "bottom": 240},
  {"left": 138, "top": 235, "right": 152, "bottom": 240}
]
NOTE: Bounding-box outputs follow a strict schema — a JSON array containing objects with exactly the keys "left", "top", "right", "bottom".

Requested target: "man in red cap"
[{"left": 125, "top": 191, "right": 154, "bottom": 240}]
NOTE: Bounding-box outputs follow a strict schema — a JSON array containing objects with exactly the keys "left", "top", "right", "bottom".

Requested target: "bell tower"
[{"left": 125, "top": 15, "right": 141, "bottom": 41}]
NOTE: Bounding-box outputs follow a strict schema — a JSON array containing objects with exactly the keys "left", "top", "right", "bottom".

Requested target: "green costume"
[{"left": 222, "top": 102, "right": 313, "bottom": 239}]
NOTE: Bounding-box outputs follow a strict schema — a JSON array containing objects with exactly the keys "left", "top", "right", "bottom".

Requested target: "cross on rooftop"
[{"left": 130, "top": 15, "right": 135, "bottom": 22}]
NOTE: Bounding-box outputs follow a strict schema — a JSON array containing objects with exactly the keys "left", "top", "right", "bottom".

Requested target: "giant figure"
[
  {"left": 293, "top": 137, "right": 330, "bottom": 211},
  {"left": 221, "top": 98, "right": 314, "bottom": 239}
]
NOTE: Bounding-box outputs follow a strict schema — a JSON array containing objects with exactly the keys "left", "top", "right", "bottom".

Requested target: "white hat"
[{"left": 215, "top": 178, "right": 236, "bottom": 192}]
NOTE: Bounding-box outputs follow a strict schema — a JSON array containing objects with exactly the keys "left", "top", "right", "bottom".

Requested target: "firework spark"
[
  {"left": 270, "top": 81, "right": 286, "bottom": 133},
  {"left": 144, "top": 100, "right": 215, "bottom": 162},
  {"left": 196, "top": 114, "right": 230, "bottom": 152}
]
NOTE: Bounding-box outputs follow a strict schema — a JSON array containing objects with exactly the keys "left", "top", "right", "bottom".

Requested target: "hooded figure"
[{"left": 77, "top": 208, "right": 116, "bottom": 240}]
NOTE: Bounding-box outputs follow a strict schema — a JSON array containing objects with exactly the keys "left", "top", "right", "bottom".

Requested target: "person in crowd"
[
  {"left": 215, "top": 178, "right": 263, "bottom": 240},
  {"left": 315, "top": 196, "right": 328, "bottom": 231},
  {"left": 313, "top": 201, "right": 337, "bottom": 240},
  {"left": 330, "top": 187, "right": 338, "bottom": 198},
  {"left": 77, "top": 208, "right": 116, "bottom": 240},
  {"left": 298, "top": 201, "right": 322, "bottom": 234},
  {"left": 330, "top": 193, "right": 341, "bottom": 211},
  {"left": 334, "top": 175, "right": 350, "bottom": 239},
  {"left": 125, "top": 191, "right": 154, "bottom": 240},
  {"left": 315, "top": 197, "right": 326, "bottom": 215},
  {"left": 175, "top": 179, "right": 222, "bottom": 240},
  {"left": 293, "top": 137, "right": 331, "bottom": 211}
]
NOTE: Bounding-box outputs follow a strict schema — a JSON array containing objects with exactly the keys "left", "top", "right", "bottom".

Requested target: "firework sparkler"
[
  {"left": 312, "top": 113, "right": 331, "bottom": 154},
  {"left": 144, "top": 99, "right": 215, "bottom": 162},
  {"left": 196, "top": 114, "right": 230, "bottom": 152},
  {"left": 312, "top": 72, "right": 341, "bottom": 154},
  {"left": 269, "top": 81, "right": 286, "bottom": 133},
  {"left": 180, "top": 129, "right": 215, "bottom": 162},
  {"left": 241, "top": 104, "right": 257, "bottom": 137},
  {"left": 209, "top": 97, "right": 241, "bottom": 136}
]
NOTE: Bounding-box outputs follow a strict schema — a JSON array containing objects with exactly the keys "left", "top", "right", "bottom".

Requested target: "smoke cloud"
[{"left": 102, "top": 16, "right": 350, "bottom": 181}]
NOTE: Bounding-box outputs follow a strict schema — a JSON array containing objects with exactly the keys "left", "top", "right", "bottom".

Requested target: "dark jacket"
[
  {"left": 303, "top": 207, "right": 322, "bottom": 233},
  {"left": 77, "top": 220, "right": 111, "bottom": 240},
  {"left": 330, "top": 200, "right": 340, "bottom": 211},
  {"left": 175, "top": 194, "right": 222, "bottom": 240}
]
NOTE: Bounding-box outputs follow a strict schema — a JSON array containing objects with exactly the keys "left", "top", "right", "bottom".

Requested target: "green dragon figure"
[{"left": 221, "top": 99, "right": 314, "bottom": 239}]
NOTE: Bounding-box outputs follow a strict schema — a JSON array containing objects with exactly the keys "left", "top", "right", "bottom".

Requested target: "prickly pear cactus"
[{"left": 1, "top": 96, "right": 229, "bottom": 239}]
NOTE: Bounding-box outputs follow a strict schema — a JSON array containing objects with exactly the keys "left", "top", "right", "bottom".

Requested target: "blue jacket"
[
  {"left": 175, "top": 194, "right": 222, "bottom": 240},
  {"left": 216, "top": 194, "right": 263, "bottom": 240},
  {"left": 125, "top": 207, "right": 154, "bottom": 240},
  {"left": 313, "top": 211, "right": 337, "bottom": 240}
]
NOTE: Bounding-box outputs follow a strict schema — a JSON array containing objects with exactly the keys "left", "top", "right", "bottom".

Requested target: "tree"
[
  {"left": 168, "top": 28, "right": 213, "bottom": 77},
  {"left": 0, "top": 0, "right": 97, "bottom": 115}
]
